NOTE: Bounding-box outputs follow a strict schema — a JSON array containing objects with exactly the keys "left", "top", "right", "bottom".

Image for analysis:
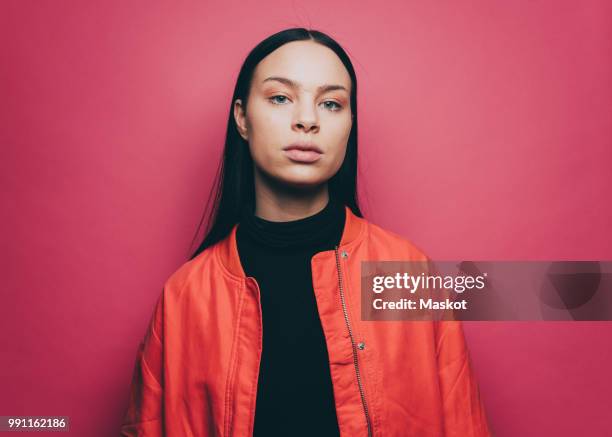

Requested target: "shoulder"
[{"left": 161, "top": 245, "right": 219, "bottom": 300}]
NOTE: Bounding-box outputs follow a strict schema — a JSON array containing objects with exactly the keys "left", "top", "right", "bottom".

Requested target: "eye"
[
  {"left": 269, "top": 95, "right": 290, "bottom": 105},
  {"left": 321, "top": 100, "right": 342, "bottom": 111}
]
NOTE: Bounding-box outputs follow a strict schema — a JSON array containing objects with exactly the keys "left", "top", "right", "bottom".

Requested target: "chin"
[{"left": 275, "top": 171, "right": 328, "bottom": 190}]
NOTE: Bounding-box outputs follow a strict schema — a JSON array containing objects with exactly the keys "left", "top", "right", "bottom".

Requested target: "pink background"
[{"left": 2, "top": 1, "right": 611, "bottom": 435}]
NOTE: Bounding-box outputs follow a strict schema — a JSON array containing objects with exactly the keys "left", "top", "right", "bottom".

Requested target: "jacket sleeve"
[
  {"left": 436, "top": 320, "right": 493, "bottom": 437},
  {"left": 120, "top": 292, "right": 165, "bottom": 436}
]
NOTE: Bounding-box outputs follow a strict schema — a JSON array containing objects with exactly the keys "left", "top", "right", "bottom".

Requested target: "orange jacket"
[{"left": 121, "top": 206, "right": 492, "bottom": 436}]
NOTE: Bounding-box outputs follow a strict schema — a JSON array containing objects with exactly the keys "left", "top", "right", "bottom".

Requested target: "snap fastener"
[
  {"left": 341, "top": 250, "right": 348, "bottom": 259},
  {"left": 357, "top": 342, "right": 365, "bottom": 350}
]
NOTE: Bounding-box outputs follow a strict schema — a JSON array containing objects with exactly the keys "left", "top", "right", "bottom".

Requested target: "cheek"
[
  {"left": 250, "top": 97, "right": 288, "bottom": 125},
  {"left": 326, "top": 111, "right": 352, "bottom": 135},
  {"left": 330, "top": 143, "right": 348, "bottom": 172},
  {"left": 248, "top": 109, "right": 287, "bottom": 151},
  {"left": 327, "top": 118, "right": 352, "bottom": 157}
]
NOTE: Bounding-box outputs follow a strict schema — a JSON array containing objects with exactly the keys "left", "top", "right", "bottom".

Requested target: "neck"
[{"left": 252, "top": 167, "right": 330, "bottom": 222}]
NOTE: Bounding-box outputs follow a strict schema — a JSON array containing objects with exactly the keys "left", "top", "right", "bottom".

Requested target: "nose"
[{"left": 292, "top": 100, "right": 319, "bottom": 134}]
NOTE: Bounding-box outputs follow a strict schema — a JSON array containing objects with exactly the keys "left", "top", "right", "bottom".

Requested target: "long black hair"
[{"left": 189, "top": 27, "right": 363, "bottom": 260}]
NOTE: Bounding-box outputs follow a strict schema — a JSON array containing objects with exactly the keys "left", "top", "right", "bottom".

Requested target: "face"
[{"left": 234, "top": 40, "right": 353, "bottom": 190}]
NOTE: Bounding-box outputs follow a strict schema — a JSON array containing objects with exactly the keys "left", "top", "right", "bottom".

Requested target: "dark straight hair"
[{"left": 188, "top": 27, "right": 363, "bottom": 261}]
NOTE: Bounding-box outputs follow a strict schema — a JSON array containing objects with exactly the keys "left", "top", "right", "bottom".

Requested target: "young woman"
[{"left": 121, "top": 28, "right": 492, "bottom": 437}]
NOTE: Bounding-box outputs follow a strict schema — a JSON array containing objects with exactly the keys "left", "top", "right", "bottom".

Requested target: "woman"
[{"left": 121, "top": 28, "right": 492, "bottom": 437}]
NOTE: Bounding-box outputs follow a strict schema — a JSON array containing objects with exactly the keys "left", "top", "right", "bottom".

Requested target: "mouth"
[{"left": 282, "top": 142, "right": 323, "bottom": 163}]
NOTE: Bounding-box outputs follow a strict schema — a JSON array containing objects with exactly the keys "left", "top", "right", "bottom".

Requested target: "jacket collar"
[{"left": 216, "top": 205, "right": 366, "bottom": 280}]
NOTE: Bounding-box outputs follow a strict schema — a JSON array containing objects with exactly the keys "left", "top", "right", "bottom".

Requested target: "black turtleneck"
[{"left": 236, "top": 198, "right": 345, "bottom": 436}]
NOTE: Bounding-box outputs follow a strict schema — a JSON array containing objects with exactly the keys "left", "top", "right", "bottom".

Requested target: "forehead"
[{"left": 252, "top": 40, "right": 351, "bottom": 91}]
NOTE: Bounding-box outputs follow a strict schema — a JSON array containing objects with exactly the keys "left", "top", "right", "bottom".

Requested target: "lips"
[{"left": 282, "top": 142, "right": 323, "bottom": 163}]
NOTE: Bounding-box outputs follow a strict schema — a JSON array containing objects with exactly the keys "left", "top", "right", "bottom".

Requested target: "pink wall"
[{"left": 2, "top": 1, "right": 610, "bottom": 435}]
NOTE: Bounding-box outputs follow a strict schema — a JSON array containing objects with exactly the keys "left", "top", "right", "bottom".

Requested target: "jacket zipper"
[
  {"left": 334, "top": 245, "right": 373, "bottom": 437},
  {"left": 228, "top": 277, "right": 263, "bottom": 437},
  {"left": 249, "top": 277, "right": 263, "bottom": 437}
]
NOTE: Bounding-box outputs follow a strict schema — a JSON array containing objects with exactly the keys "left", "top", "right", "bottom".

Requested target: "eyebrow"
[{"left": 262, "top": 76, "right": 349, "bottom": 93}]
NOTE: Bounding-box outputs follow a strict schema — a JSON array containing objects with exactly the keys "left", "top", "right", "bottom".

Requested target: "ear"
[{"left": 233, "top": 99, "right": 248, "bottom": 140}]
